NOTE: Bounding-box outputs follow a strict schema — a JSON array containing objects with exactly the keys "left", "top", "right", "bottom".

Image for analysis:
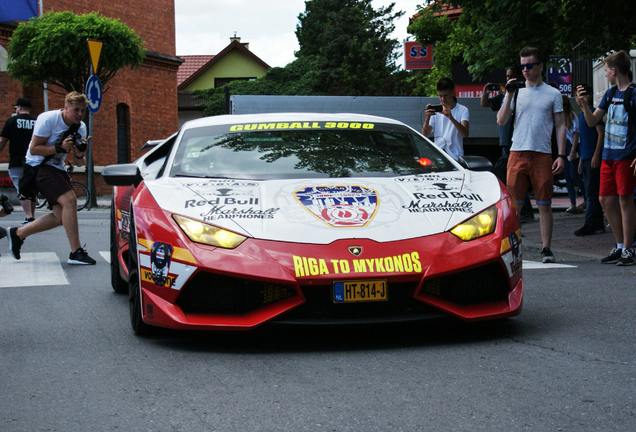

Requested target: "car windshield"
[{"left": 170, "top": 120, "right": 457, "bottom": 180}]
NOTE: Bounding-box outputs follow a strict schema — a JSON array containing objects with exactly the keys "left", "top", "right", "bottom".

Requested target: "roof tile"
[{"left": 177, "top": 55, "right": 215, "bottom": 87}]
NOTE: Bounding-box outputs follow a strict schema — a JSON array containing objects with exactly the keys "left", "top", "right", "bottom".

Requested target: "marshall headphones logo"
[{"left": 348, "top": 246, "right": 363, "bottom": 257}]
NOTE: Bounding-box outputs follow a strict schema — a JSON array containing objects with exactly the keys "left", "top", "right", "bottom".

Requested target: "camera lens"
[
  {"left": 1, "top": 194, "right": 13, "bottom": 214},
  {"left": 72, "top": 133, "right": 87, "bottom": 152}
]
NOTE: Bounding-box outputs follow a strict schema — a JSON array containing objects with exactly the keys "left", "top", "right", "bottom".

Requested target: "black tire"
[
  {"left": 110, "top": 200, "right": 128, "bottom": 294},
  {"left": 128, "top": 208, "right": 154, "bottom": 335},
  {"left": 35, "top": 193, "right": 47, "bottom": 209},
  {"left": 72, "top": 182, "right": 89, "bottom": 211}
]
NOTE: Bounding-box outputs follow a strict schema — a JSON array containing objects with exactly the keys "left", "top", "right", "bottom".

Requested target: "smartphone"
[
  {"left": 429, "top": 104, "right": 443, "bottom": 112},
  {"left": 487, "top": 84, "right": 500, "bottom": 91}
]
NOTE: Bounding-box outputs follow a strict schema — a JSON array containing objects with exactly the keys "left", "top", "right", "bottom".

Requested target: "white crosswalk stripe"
[
  {"left": 524, "top": 260, "right": 577, "bottom": 269},
  {"left": 0, "top": 252, "right": 71, "bottom": 288},
  {"left": 99, "top": 251, "right": 110, "bottom": 264},
  {"left": 0, "top": 251, "right": 112, "bottom": 288}
]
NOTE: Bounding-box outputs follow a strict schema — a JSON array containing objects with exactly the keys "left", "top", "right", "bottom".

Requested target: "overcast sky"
[{"left": 174, "top": 0, "right": 421, "bottom": 68}]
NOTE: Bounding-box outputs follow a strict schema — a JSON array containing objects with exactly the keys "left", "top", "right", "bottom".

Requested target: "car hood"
[{"left": 145, "top": 172, "right": 502, "bottom": 244}]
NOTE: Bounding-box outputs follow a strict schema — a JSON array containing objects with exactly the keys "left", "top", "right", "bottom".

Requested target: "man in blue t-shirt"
[
  {"left": 577, "top": 50, "right": 636, "bottom": 265},
  {"left": 573, "top": 84, "right": 605, "bottom": 236}
]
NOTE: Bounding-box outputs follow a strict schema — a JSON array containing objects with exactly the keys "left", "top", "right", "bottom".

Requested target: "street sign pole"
[
  {"left": 87, "top": 65, "right": 94, "bottom": 210},
  {"left": 85, "top": 39, "right": 103, "bottom": 209}
]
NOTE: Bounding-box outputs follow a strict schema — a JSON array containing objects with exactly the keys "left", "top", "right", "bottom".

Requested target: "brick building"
[{"left": 0, "top": 0, "right": 181, "bottom": 195}]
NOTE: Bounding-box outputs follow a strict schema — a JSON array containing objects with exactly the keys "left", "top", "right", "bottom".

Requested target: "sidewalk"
[{"left": 522, "top": 195, "right": 614, "bottom": 260}]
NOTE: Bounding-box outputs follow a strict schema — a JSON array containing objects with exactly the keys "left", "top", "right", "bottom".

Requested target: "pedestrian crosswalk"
[
  {"left": 0, "top": 251, "right": 110, "bottom": 288},
  {"left": 0, "top": 253, "right": 575, "bottom": 289},
  {"left": 524, "top": 261, "right": 577, "bottom": 269},
  {"left": 99, "top": 251, "right": 110, "bottom": 263}
]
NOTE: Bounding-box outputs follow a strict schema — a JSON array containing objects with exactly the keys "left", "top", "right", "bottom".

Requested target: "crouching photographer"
[{"left": 5, "top": 91, "right": 96, "bottom": 265}]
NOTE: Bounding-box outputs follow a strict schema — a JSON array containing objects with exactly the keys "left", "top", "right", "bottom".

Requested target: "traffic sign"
[
  {"left": 87, "top": 39, "right": 103, "bottom": 73},
  {"left": 85, "top": 75, "right": 102, "bottom": 114}
]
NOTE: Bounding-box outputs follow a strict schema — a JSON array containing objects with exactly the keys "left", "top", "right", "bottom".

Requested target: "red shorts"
[
  {"left": 507, "top": 151, "right": 554, "bottom": 205},
  {"left": 599, "top": 159, "right": 636, "bottom": 197}
]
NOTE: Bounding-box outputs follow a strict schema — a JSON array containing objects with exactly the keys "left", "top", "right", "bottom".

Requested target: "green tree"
[
  {"left": 8, "top": 11, "right": 145, "bottom": 94},
  {"left": 197, "top": 0, "right": 409, "bottom": 116},
  {"left": 296, "top": 0, "right": 404, "bottom": 95},
  {"left": 556, "top": 0, "right": 635, "bottom": 59},
  {"left": 409, "top": 0, "right": 636, "bottom": 81}
]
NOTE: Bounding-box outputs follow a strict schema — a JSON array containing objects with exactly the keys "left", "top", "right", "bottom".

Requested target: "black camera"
[
  {"left": 1, "top": 194, "right": 13, "bottom": 215},
  {"left": 505, "top": 81, "right": 526, "bottom": 91},
  {"left": 71, "top": 132, "right": 87, "bottom": 152},
  {"left": 429, "top": 104, "right": 444, "bottom": 112}
]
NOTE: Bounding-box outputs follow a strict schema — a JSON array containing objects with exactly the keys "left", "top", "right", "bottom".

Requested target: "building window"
[
  {"left": 0, "top": 46, "right": 8, "bottom": 72},
  {"left": 116, "top": 103, "right": 130, "bottom": 164}
]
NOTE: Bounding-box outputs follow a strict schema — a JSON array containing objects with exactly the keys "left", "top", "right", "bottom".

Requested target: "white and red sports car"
[{"left": 103, "top": 113, "right": 522, "bottom": 334}]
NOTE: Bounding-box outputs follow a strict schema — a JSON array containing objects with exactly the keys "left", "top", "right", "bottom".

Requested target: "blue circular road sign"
[{"left": 85, "top": 75, "right": 102, "bottom": 114}]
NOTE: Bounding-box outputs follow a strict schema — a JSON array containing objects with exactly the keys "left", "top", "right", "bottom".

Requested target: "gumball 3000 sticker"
[{"left": 294, "top": 185, "right": 379, "bottom": 228}]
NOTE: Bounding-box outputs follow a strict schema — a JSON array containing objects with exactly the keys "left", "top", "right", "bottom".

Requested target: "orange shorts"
[{"left": 506, "top": 151, "right": 554, "bottom": 205}]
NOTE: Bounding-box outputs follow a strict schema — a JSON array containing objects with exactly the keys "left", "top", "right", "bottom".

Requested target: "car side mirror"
[
  {"left": 101, "top": 163, "right": 143, "bottom": 187},
  {"left": 458, "top": 155, "right": 493, "bottom": 172}
]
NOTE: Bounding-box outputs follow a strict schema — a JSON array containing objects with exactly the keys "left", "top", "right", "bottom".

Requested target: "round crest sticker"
[
  {"left": 293, "top": 185, "right": 379, "bottom": 228},
  {"left": 150, "top": 242, "right": 174, "bottom": 287}
]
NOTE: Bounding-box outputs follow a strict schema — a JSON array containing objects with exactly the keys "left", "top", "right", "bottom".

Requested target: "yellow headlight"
[
  {"left": 173, "top": 214, "right": 247, "bottom": 249},
  {"left": 450, "top": 206, "right": 497, "bottom": 241}
]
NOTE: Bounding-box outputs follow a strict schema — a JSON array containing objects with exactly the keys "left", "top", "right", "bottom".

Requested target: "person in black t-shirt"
[{"left": 0, "top": 98, "right": 37, "bottom": 224}]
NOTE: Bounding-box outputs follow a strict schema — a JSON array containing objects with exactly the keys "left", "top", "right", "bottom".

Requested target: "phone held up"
[
  {"left": 428, "top": 104, "right": 444, "bottom": 112},
  {"left": 487, "top": 84, "right": 500, "bottom": 91}
]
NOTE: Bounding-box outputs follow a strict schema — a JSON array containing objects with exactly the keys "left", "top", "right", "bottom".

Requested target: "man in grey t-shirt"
[{"left": 497, "top": 46, "right": 566, "bottom": 263}]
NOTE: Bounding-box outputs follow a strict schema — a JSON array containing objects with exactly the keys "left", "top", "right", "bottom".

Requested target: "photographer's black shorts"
[{"left": 36, "top": 164, "right": 72, "bottom": 207}]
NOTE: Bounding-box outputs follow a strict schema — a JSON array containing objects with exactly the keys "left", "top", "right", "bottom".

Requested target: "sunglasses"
[{"left": 519, "top": 63, "right": 539, "bottom": 71}]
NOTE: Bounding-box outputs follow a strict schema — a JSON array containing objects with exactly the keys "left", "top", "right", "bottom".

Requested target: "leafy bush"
[{"left": 0, "top": 177, "right": 15, "bottom": 188}]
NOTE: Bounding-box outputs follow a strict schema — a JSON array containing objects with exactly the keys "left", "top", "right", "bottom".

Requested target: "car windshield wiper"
[{"left": 173, "top": 174, "right": 234, "bottom": 179}]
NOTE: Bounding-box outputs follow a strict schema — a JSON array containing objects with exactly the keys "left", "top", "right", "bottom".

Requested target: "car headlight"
[
  {"left": 450, "top": 205, "right": 497, "bottom": 241},
  {"left": 173, "top": 214, "right": 247, "bottom": 249}
]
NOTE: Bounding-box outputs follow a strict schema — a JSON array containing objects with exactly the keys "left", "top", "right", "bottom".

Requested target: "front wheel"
[
  {"left": 128, "top": 210, "right": 153, "bottom": 335},
  {"left": 110, "top": 200, "right": 128, "bottom": 294},
  {"left": 129, "top": 268, "right": 153, "bottom": 335},
  {"left": 72, "top": 182, "right": 89, "bottom": 211}
]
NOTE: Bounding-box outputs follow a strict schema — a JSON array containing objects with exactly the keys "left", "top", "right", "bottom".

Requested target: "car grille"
[
  {"left": 420, "top": 262, "right": 510, "bottom": 305},
  {"left": 280, "top": 282, "right": 438, "bottom": 321},
  {"left": 176, "top": 272, "right": 297, "bottom": 315}
]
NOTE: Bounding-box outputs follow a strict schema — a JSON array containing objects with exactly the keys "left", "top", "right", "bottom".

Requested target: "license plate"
[{"left": 333, "top": 280, "right": 387, "bottom": 303}]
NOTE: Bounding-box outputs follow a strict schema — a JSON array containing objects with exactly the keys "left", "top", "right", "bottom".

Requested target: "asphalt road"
[{"left": 0, "top": 208, "right": 634, "bottom": 431}]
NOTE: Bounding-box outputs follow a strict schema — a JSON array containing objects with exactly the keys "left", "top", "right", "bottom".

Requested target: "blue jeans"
[
  {"left": 564, "top": 158, "right": 586, "bottom": 205},
  {"left": 564, "top": 140, "right": 585, "bottom": 206},
  {"left": 580, "top": 159, "right": 603, "bottom": 228}
]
